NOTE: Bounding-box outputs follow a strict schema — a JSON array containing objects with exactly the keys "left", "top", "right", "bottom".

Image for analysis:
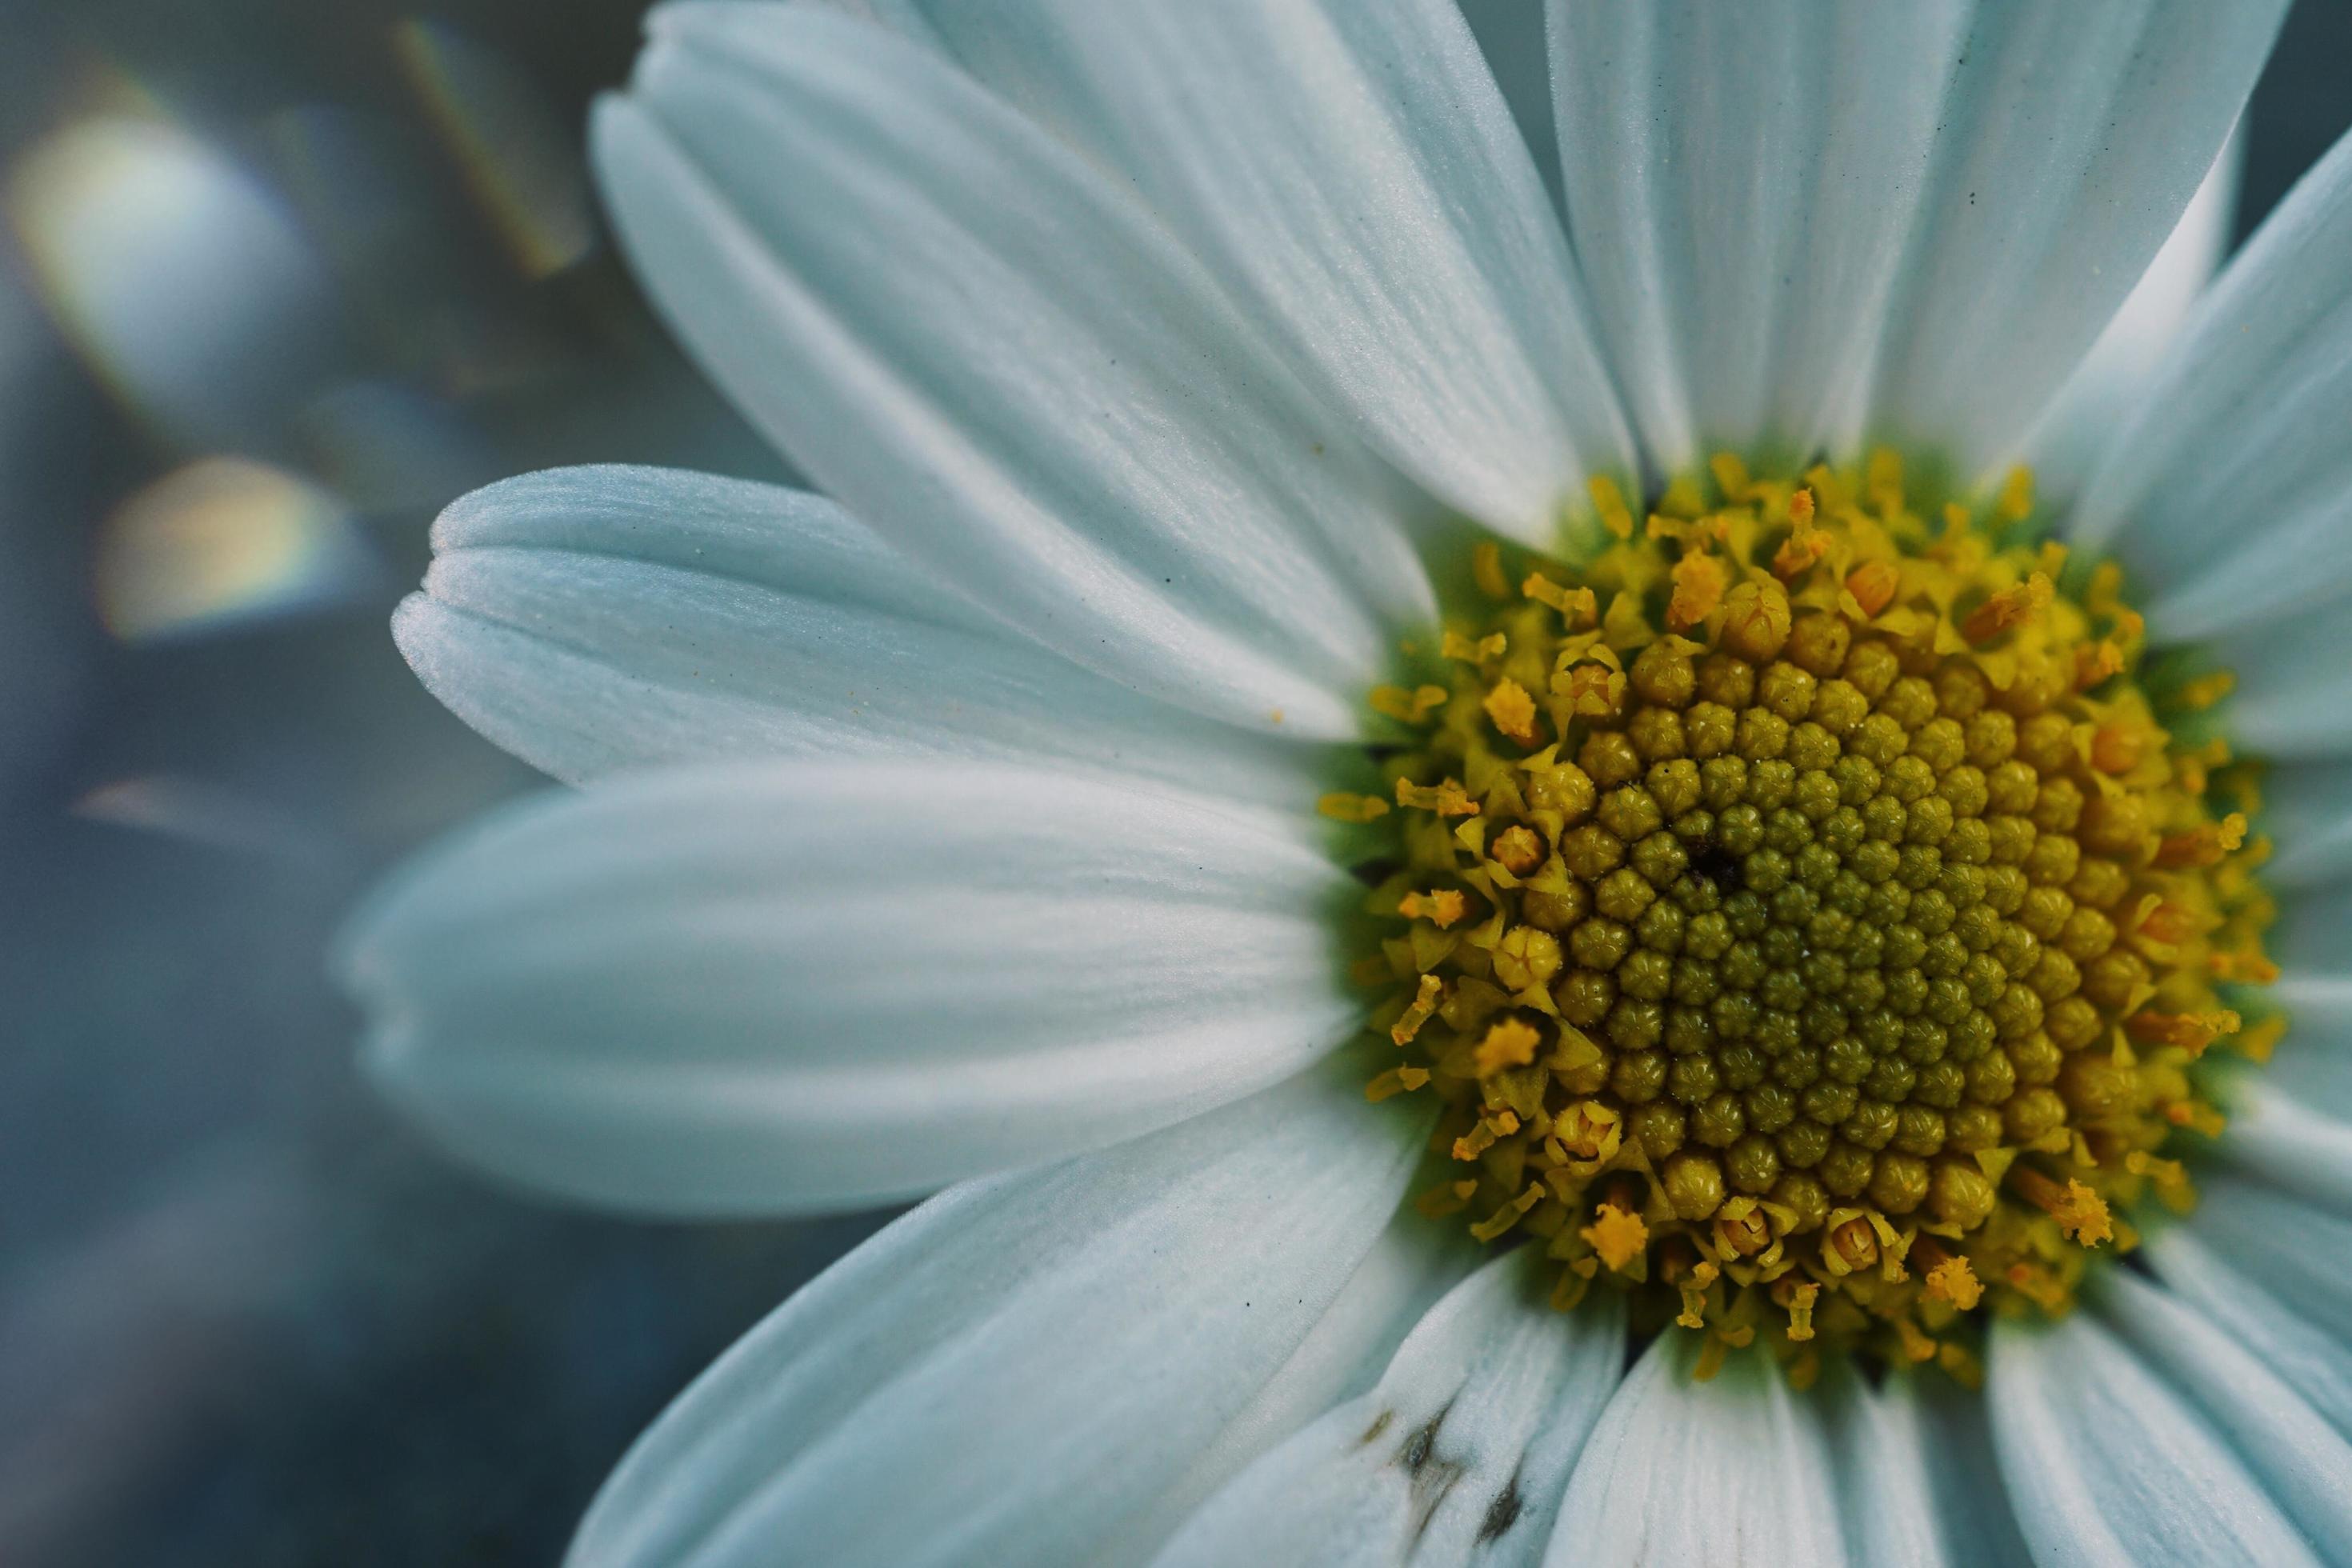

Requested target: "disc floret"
[{"left": 1337, "top": 453, "right": 2276, "bottom": 1381}]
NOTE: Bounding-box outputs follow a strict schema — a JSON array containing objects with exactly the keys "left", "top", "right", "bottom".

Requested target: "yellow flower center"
[{"left": 1329, "top": 452, "right": 2278, "bottom": 1383}]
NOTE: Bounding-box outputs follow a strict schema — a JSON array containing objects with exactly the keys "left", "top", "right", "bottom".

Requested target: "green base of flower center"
[{"left": 1330, "top": 452, "right": 2277, "bottom": 1382}]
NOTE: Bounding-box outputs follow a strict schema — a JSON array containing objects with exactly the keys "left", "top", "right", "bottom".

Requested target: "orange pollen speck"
[
  {"left": 2014, "top": 1169, "right": 2113, "bottom": 1246},
  {"left": 1846, "top": 559, "right": 1901, "bottom": 616},
  {"left": 2137, "top": 901, "right": 2201, "bottom": 946},
  {"left": 1962, "top": 572, "right": 2054, "bottom": 643},
  {"left": 1394, "top": 778, "right": 1478, "bottom": 817},
  {"left": 2126, "top": 1007, "right": 2242, "bottom": 1056},
  {"left": 1399, "top": 889, "right": 1470, "bottom": 929},
  {"left": 1490, "top": 825, "right": 1545, "bottom": 876},
  {"left": 2156, "top": 814, "right": 2248, "bottom": 869},
  {"left": 2090, "top": 723, "right": 2144, "bottom": 774},
  {"left": 1771, "top": 522, "right": 1830, "bottom": 582}
]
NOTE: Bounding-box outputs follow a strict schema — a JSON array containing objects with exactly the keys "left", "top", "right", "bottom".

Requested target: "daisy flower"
[{"left": 340, "top": 2, "right": 2352, "bottom": 1561}]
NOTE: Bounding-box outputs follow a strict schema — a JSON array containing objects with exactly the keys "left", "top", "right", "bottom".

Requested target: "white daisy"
[{"left": 338, "top": 2, "right": 2352, "bottom": 1561}]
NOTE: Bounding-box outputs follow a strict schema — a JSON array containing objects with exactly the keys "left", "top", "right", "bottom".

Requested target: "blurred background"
[{"left": 0, "top": 2, "right": 2346, "bottom": 1564}]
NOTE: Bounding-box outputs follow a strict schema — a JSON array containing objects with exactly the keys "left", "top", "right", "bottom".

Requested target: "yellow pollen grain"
[
  {"left": 2014, "top": 1168, "right": 2113, "bottom": 1246},
  {"left": 1482, "top": 678, "right": 1542, "bottom": 746},
  {"left": 1399, "top": 889, "right": 1470, "bottom": 930},
  {"left": 1667, "top": 550, "right": 1730, "bottom": 631},
  {"left": 1581, "top": 1202, "right": 1648, "bottom": 1273},
  {"left": 1474, "top": 1018, "right": 1542, "bottom": 1077},
  {"left": 1924, "top": 1255, "right": 1984, "bottom": 1310}
]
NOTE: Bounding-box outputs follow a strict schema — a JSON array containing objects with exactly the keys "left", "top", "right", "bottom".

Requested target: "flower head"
[{"left": 341, "top": 2, "right": 2352, "bottom": 1562}]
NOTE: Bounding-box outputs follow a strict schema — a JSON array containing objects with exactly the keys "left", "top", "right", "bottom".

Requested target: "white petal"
[
  {"left": 399, "top": 464, "right": 1330, "bottom": 801},
  {"left": 2018, "top": 128, "right": 2242, "bottom": 502},
  {"left": 2248, "top": 761, "right": 2352, "bottom": 891},
  {"left": 1864, "top": 1, "right": 2283, "bottom": 480},
  {"left": 1155, "top": 1250, "right": 1625, "bottom": 1568},
  {"left": 2266, "top": 970, "right": 2352, "bottom": 1042},
  {"left": 2213, "top": 1076, "right": 2352, "bottom": 1216},
  {"left": 1813, "top": 1366, "right": 1949, "bottom": 1567},
  {"left": 566, "top": 1054, "right": 1430, "bottom": 1568},
  {"left": 1822, "top": 1370, "right": 2034, "bottom": 1568},
  {"left": 2274, "top": 879, "right": 2352, "bottom": 981},
  {"left": 2222, "top": 594, "right": 2352, "bottom": 762},
  {"left": 339, "top": 760, "right": 1363, "bottom": 1215},
  {"left": 2242, "top": 942, "right": 2352, "bottom": 1126},
  {"left": 594, "top": 6, "right": 1435, "bottom": 739},
  {"left": 1548, "top": 1, "right": 1970, "bottom": 471},
  {"left": 1458, "top": 0, "right": 1567, "bottom": 219},
  {"left": 1546, "top": 1338, "right": 1847, "bottom": 1567},
  {"left": 1117, "top": 1222, "right": 1478, "bottom": 1562},
  {"left": 2092, "top": 1264, "right": 2352, "bottom": 1557},
  {"left": 2146, "top": 1218, "right": 2352, "bottom": 1443},
  {"left": 858, "top": 0, "right": 1631, "bottom": 544},
  {"left": 1987, "top": 1307, "right": 2322, "bottom": 1567},
  {"left": 2175, "top": 1174, "right": 2352, "bottom": 1345},
  {"left": 2071, "top": 127, "right": 2352, "bottom": 638}
]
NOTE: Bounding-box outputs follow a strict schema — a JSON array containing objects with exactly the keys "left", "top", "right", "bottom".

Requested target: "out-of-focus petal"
[
  {"left": 341, "top": 760, "right": 1362, "bottom": 1214},
  {"left": 566, "top": 1054, "right": 1430, "bottom": 1566}
]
